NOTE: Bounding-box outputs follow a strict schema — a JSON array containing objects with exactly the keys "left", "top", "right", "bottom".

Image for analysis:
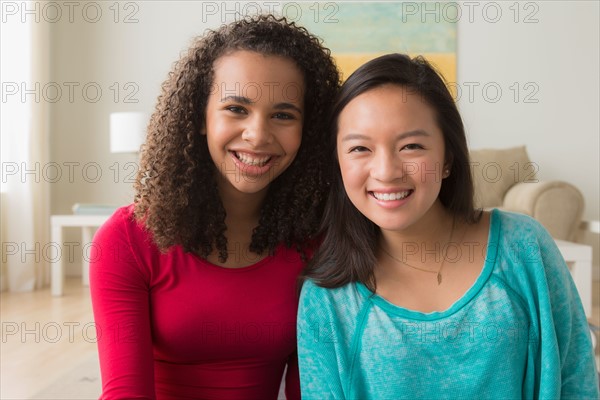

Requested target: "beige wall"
[{"left": 457, "top": 1, "right": 599, "bottom": 222}]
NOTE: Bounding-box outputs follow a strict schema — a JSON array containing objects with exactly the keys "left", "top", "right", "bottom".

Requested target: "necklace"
[{"left": 379, "top": 218, "right": 456, "bottom": 285}]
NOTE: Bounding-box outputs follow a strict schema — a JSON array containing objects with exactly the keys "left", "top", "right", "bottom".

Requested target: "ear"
[
  {"left": 443, "top": 152, "right": 453, "bottom": 178},
  {"left": 441, "top": 165, "right": 450, "bottom": 179},
  {"left": 442, "top": 160, "right": 453, "bottom": 179}
]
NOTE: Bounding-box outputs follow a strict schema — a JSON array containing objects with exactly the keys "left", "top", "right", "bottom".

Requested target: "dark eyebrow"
[
  {"left": 220, "top": 95, "right": 252, "bottom": 104},
  {"left": 341, "top": 130, "right": 430, "bottom": 142},
  {"left": 220, "top": 97, "right": 303, "bottom": 115},
  {"left": 273, "top": 102, "right": 303, "bottom": 115}
]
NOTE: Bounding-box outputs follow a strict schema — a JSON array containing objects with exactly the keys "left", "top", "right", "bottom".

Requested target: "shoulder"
[
  {"left": 299, "top": 279, "right": 369, "bottom": 316},
  {"left": 97, "top": 204, "right": 136, "bottom": 232},
  {"left": 491, "top": 209, "right": 556, "bottom": 255},
  {"left": 90, "top": 205, "right": 153, "bottom": 283},
  {"left": 94, "top": 204, "right": 151, "bottom": 248},
  {"left": 299, "top": 279, "right": 328, "bottom": 302},
  {"left": 493, "top": 209, "right": 548, "bottom": 239},
  {"left": 298, "top": 279, "right": 370, "bottom": 346},
  {"left": 491, "top": 209, "right": 568, "bottom": 284}
]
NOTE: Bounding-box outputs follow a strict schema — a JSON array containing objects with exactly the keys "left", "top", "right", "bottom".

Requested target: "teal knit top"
[{"left": 298, "top": 210, "right": 599, "bottom": 399}]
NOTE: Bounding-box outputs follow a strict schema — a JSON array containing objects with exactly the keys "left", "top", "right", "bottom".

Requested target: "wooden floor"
[
  {"left": 1, "top": 278, "right": 97, "bottom": 400},
  {"left": 1, "top": 278, "right": 599, "bottom": 399}
]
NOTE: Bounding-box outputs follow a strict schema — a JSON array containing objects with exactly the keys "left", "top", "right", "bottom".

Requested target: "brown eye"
[
  {"left": 225, "top": 106, "right": 247, "bottom": 114},
  {"left": 273, "top": 112, "right": 295, "bottom": 120},
  {"left": 402, "top": 143, "right": 424, "bottom": 151}
]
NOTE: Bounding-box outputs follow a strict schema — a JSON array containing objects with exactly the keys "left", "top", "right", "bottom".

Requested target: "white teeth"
[
  {"left": 235, "top": 152, "right": 271, "bottom": 167},
  {"left": 372, "top": 191, "right": 411, "bottom": 201}
]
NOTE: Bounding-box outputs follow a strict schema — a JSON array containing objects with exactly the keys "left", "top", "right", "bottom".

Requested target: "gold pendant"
[{"left": 437, "top": 273, "right": 442, "bottom": 285}]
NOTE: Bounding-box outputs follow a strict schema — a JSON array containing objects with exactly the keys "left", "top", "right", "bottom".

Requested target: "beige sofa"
[{"left": 470, "top": 146, "right": 584, "bottom": 241}]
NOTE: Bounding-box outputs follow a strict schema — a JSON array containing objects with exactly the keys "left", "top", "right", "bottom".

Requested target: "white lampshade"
[{"left": 110, "top": 112, "right": 148, "bottom": 153}]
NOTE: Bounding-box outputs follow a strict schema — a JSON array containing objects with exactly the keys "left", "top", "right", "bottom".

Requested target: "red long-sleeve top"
[{"left": 90, "top": 205, "right": 302, "bottom": 399}]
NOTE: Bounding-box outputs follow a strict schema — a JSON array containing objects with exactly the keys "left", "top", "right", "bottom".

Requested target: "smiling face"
[
  {"left": 337, "top": 84, "right": 449, "bottom": 234},
  {"left": 205, "top": 50, "right": 305, "bottom": 199}
]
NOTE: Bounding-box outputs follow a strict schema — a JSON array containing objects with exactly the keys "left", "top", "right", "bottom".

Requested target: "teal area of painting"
[{"left": 282, "top": 2, "right": 456, "bottom": 53}]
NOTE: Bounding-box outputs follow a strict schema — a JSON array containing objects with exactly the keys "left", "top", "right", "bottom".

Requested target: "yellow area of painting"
[{"left": 335, "top": 53, "right": 457, "bottom": 98}]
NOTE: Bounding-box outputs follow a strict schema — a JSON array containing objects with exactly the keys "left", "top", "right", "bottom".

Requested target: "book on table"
[{"left": 71, "top": 203, "right": 119, "bottom": 215}]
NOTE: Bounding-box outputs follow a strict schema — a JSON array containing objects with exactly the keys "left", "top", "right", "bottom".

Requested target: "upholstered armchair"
[{"left": 470, "top": 146, "right": 584, "bottom": 241}]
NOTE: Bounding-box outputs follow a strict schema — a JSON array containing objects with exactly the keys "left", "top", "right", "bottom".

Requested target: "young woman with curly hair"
[{"left": 90, "top": 15, "right": 340, "bottom": 399}]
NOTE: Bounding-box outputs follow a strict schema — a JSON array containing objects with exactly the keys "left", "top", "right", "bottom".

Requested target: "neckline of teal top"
[{"left": 355, "top": 208, "right": 501, "bottom": 321}]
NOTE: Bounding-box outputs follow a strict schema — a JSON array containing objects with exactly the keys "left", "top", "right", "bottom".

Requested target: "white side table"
[
  {"left": 555, "top": 239, "right": 593, "bottom": 318},
  {"left": 50, "top": 215, "right": 110, "bottom": 296}
]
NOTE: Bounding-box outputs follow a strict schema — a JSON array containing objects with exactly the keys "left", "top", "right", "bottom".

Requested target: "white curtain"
[{"left": 1, "top": 17, "right": 51, "bottom": 291}]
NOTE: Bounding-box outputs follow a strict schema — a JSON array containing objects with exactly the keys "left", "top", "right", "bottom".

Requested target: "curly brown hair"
[{"left": 133, "top": 15, "right": 340, "bottom": 262}]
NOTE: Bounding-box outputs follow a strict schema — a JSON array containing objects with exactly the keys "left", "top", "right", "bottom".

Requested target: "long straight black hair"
[{"left": 302, "top": 53, "right": 480, "bottom": 291}]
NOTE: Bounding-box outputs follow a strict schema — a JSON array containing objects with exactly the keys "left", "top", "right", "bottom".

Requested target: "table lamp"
[{"left": 110, "top": 111, "right": 148, "bottom": 153}]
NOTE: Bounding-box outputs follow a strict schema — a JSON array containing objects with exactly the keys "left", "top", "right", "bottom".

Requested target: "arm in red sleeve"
[{"left": 90, "top": 209, "right": 156, "bottom": 399}]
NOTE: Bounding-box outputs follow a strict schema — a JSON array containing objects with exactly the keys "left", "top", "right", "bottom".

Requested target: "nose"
[
  {"left": 242, "top": 116, "right": 272, "bottom": 146},
  {"left": 370, "top": 150, "right": 402, "bottom": 182}
]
